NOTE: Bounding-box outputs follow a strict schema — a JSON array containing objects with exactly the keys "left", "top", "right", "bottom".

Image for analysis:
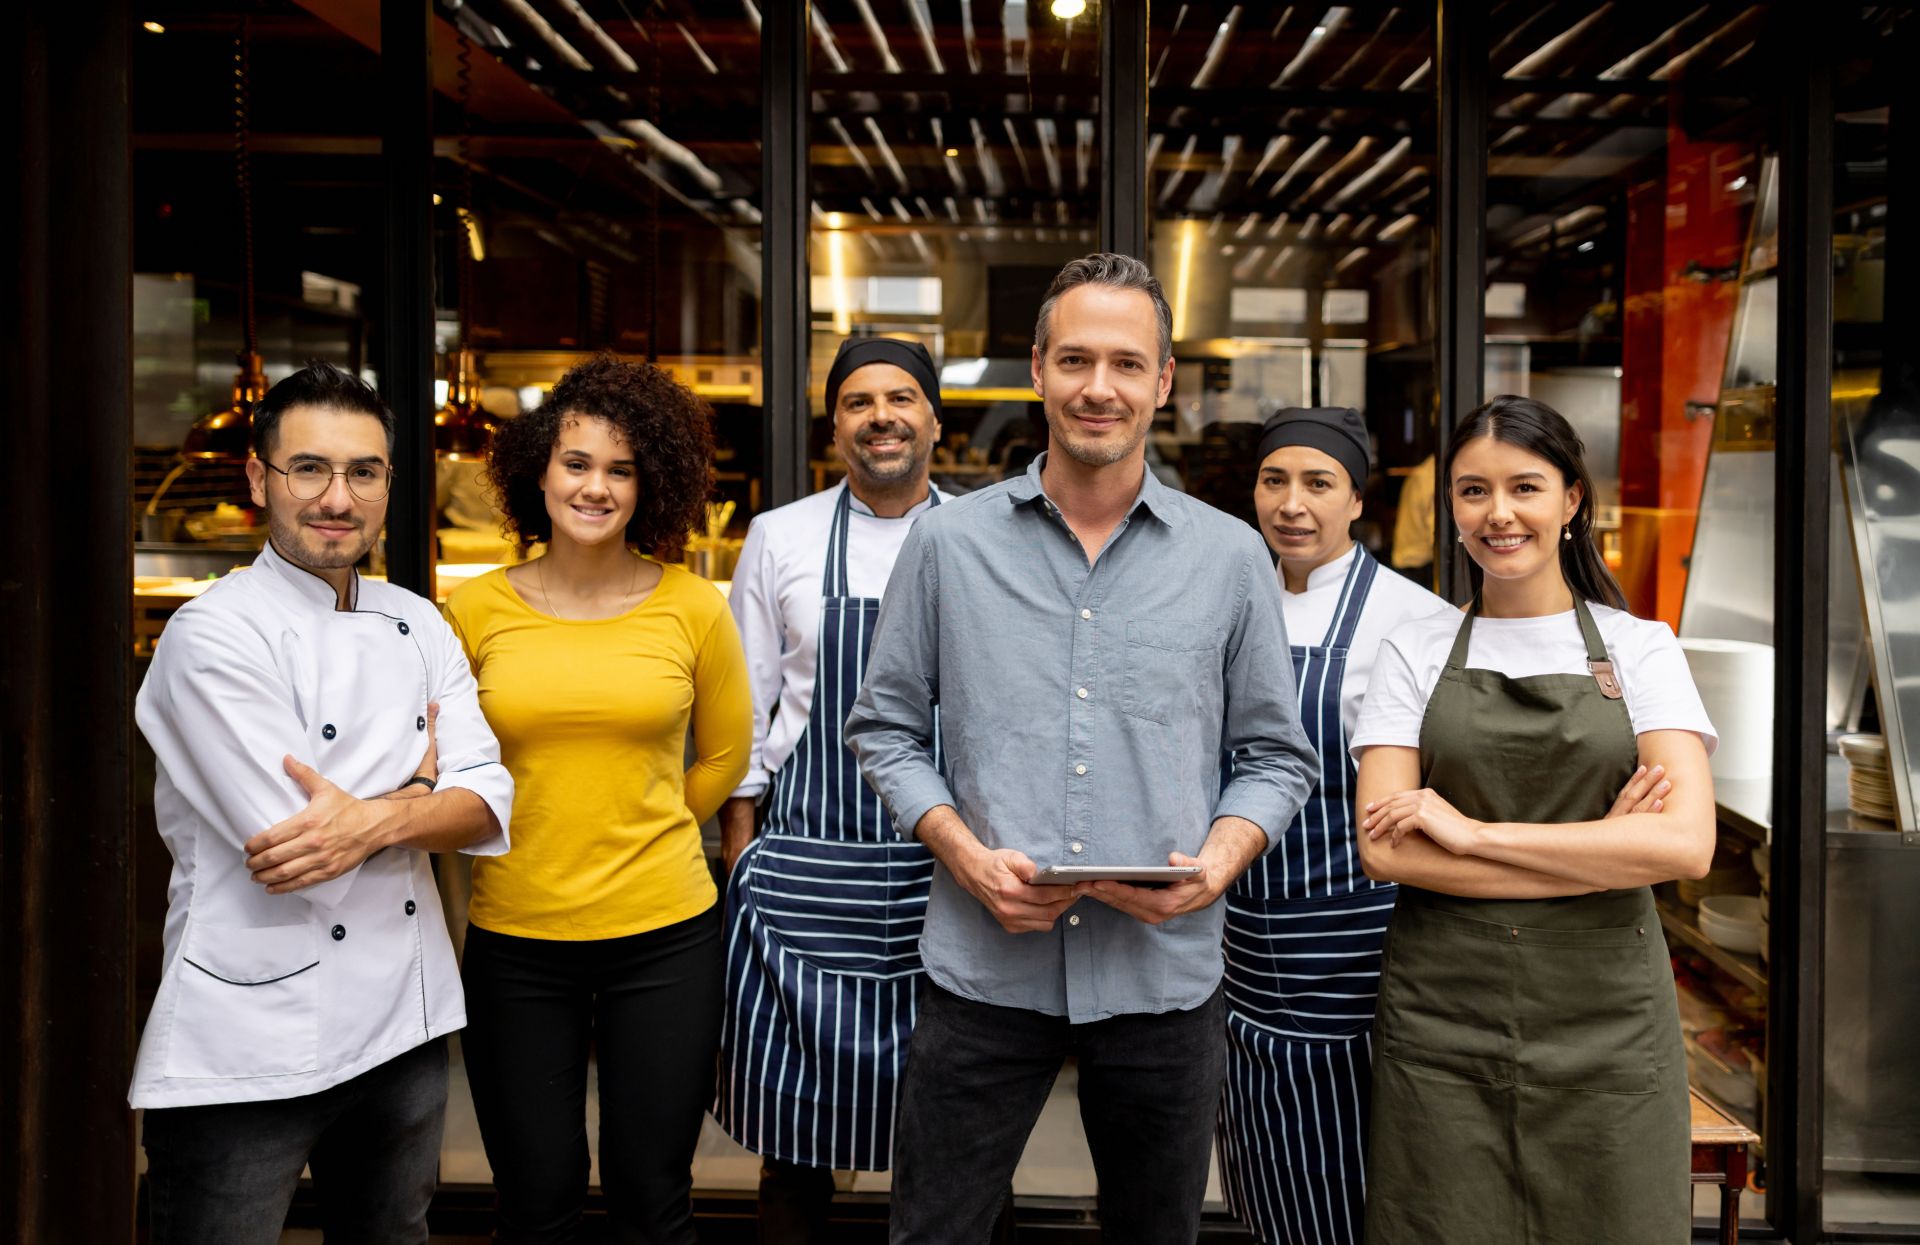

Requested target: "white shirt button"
[
  {"left": 1076, "top": 687, "right": 1088, "bottom": 699},
  {"left": 1070, "top": 841, "right": 1084, "bottom": 854},
  {"left": 1069, "top": 914, "right": 1081, "bottom": 927},
  {"left": 1075, "top": 764, "right": 1087, "bottom": 776},
  {"left": 1080, "top": 608, "right": 1092, "bottom": 620}
]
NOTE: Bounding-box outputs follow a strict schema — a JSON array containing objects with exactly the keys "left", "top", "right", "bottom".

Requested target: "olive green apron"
[{"left": 1364, "top": 599, "right": 1689, "bottom": 1244}]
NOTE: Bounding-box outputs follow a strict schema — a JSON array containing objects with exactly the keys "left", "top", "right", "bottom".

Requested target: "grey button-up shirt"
[{"left": 847, "top": 454, "right": 1319, "bottom": 1023}]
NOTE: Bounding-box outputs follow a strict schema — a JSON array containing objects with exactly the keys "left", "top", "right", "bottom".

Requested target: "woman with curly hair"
[{"left": 445, "top": 354, "right": 752, "bottom": 1243}]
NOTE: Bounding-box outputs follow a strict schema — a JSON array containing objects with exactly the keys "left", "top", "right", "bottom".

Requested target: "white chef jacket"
[
  {"left": 729, "top": 482, "right": 943, "bottom": 799},
  {"left": 1278, "top": 545, "right": 1454, "bottom": 737},
  {"left": 130, "top": 541, "right": 513, "bottom": 1109}
]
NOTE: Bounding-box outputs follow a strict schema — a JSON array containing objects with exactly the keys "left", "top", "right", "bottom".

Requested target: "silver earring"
[
  {"left": 1456, "top": 531, "right": 1464, "bottom": 543},
  {"left": 1563, "top": 526, "right": 1572, "bottom": 541}
]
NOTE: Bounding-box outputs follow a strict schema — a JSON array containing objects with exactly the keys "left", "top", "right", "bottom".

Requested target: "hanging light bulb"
[
  {"left": 180, "top": 21, "right": 261, "bottom": 465},
  {"left": 436, "top": 33, "right": 494, "bottom": 462}
]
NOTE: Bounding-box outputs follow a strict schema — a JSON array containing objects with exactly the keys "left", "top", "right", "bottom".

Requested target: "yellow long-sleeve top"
[{"left": 446, "top": 561, "right": 752, "bottom": 940}]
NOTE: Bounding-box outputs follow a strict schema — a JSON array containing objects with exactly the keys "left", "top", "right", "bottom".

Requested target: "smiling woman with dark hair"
[
  {"left": 1350, "top": 394, "right": 1719, "bottom": 1243},
  {"left": 445, "top": 354, "right": 752, "bottom": 1244}
]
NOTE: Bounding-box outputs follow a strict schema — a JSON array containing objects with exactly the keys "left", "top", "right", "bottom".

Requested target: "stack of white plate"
[{"left": 1839, "top": 734, "right": 1895, "bottom": 823}]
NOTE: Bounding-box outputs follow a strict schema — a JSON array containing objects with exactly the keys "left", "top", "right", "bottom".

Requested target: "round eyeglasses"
[{"left": 261, "top": 458, "right": 395, "bottom": 503}]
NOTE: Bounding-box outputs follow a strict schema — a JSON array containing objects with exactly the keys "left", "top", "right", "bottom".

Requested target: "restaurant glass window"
[
  {"left": 417, "top": 0, "right": 767, "bottom": 1193},
  {"left": 808, "top": 0, "right": 1103, "bottom": 499},
  {"left": 1481, "top": 3, "right": 1779, "bottom": 1225},
  {"left": 1146, "top": 6, "right": 1439, "bottom": 563},
  {"left": 1824, "top": 6, "right": 1920, "bottom": 1232}
]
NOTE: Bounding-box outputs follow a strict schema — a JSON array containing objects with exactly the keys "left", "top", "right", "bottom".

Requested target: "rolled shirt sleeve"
[
  {"left": 846, "top": 524, "right": 956, "bottom": 839},
  {"left": 1213, "top": 537, "right": 1321, "bottom": 849}
]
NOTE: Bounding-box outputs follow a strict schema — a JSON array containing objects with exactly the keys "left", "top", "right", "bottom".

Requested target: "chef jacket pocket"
[
  {"left": 1121, "top": 619, "right": 1222, "bottom": 725},
  {"left": 164, "top": 921, "right": 321, "bottom": 1079}
]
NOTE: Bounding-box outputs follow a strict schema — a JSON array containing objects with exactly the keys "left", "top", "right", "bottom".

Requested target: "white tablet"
[{"left": 1028, "top": 865, "right": 1204, "bottom": 887}]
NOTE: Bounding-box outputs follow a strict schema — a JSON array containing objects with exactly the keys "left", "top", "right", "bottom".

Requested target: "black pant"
[
  {"left": 889, "top": 981, "right": 1228, "bottom": 1245},
  {"left": 142, "top": 1036, "right": 448, "bottom": 1245},
  {"left": 462, "top": 906, "right": 724, "bottom": 1244}
]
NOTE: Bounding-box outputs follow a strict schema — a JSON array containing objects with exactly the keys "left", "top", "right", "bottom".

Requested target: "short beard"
[
  {"left": 1047, "top": 404, "right": 1148, "bottom": 468},
  {"left": 845, "top": 426, "right": 931, "bottom": 487},
  {"left": 268, "top": 502, "right": 374, "bottom": 571}
]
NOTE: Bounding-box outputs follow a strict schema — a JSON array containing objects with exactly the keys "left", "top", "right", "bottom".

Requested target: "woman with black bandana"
[{"left": 1213, "top": 407, "right": 1453, "bottom": 1245}]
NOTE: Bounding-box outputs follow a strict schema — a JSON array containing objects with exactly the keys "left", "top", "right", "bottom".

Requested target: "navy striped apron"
[
  {"left": 716, "top": 487, "right": 939, "bottom": 1172},
  {"left": 1217, "top": 547, "right": 1394, "bottom": 1245}
]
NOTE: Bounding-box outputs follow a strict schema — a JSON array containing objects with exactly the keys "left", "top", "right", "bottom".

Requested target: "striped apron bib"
[
  {"left": 1217, "top": 546, "right": 1393, "bottom": 1245},
  {"left": 716, "top": 486, "right": 939, "bottom": 1172}
]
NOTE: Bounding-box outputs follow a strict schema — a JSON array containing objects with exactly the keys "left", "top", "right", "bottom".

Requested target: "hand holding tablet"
[{"left": 1027, "top": 865, "right": 1205, "bottom": 887}]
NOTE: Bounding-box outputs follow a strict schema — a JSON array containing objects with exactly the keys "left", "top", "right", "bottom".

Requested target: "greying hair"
[{"left": 1033, "top": 253, "right": 1173, "bottom": 370}]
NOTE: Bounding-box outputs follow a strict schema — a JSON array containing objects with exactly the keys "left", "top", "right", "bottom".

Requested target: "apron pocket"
[
  {"left": 164, "top": 921, "right": 321, "bottom": 1079},
  {"left": 1512, "top": 923, "right": 1663, "bottom": 1094},
  {"left": 1374, "top": 904, "right": 1515, "bottom": 1084},
  {"left": 745, "top": 835, "right": 934, "bottom": 977},
  {"left": 1225, "top": 887, "right": 1395, "bottom": 1041}
]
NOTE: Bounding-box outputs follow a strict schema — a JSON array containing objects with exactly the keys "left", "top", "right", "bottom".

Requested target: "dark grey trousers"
[
  {"left": 142, "top": 1036, "right": 448, "bottom": 1245},
  {"left": 889, "top": 981, "right": 1228, "bottom": 1245}
]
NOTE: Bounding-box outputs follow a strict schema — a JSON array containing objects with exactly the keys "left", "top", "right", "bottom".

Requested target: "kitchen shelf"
[{"left": 1657, "top": 895, "right": 1767, "bottom": 994}]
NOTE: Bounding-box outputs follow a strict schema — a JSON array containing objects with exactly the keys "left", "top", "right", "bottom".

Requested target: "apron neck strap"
[
  {"left": 1443, "top": 595, "right": 1623, "bottom": 696},
  {"left": 1321, "top": 545, "right": 1378, "bottom": 649},
  {"left": 1571, "top": 596, "right": 1610, "bottom": 663},
  {"left": 824, "top": 487, "right": 854, "bottom": 596},
  {"left": 824, "top": 484, "right": 940, "bottom": 597}
]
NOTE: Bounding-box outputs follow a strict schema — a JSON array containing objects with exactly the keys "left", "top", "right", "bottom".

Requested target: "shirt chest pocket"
[{"left": 1120, "top": 618, "right": 1224, "bottom": 726}]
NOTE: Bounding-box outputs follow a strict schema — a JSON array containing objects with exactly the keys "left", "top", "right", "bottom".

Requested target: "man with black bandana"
[{"left": 715, "top": 338, "right": 956, "bottom": 1242}]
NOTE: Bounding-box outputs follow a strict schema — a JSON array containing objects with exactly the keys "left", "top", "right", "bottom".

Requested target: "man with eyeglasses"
[{"left": 132, "top": 361, "right": 514, "bottom": 1244}]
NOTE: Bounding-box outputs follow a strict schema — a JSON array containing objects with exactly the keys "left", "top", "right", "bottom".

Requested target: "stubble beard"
[
  {"left": 1047, "top": 402, "right": 1148, "bottom": 468},
  {"left": 846, "top": 425, "right": 931, "bottom": 488},
  {"left": 268, "top": 501, "right": 375, "bottom": 572}
]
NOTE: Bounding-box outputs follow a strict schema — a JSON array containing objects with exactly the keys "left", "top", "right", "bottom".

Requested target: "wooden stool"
[{"left": 1691, "top": 1089, "right": 1761, "bottom": 1244}]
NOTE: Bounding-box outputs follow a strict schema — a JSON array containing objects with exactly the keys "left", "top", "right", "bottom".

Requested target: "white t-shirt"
[
  {"left": 1350, "top": 602, "right": 1719, "bottom": 758},
  {"left": 728, "top": 482, "right": 944, "bottom": 798},
  {"left": 1279, "top": 546, "right": 1454, "bottom": 737}
]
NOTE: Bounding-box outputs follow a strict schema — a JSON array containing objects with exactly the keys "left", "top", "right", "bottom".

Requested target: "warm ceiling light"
[
  {"left": 944, "top": 147, "right": 960, "bottom": 158},
  {"left": 1051, "top": 0, "right": 1087, "bottom": 17},
  {"left": 142, "top": 20, "right": 165, "bottom": 33},
  {"left": 433, "top": 193, "right": 443, "bottom": 206}
]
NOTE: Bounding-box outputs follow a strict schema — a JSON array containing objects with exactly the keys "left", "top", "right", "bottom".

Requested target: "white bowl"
[{"left": 1698, "top": 895, "right": 1764, "bottom": 954}]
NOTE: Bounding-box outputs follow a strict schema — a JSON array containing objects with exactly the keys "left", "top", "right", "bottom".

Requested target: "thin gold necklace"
[{"left": 536, "top": 551, "right": 638, "bottom": 620}]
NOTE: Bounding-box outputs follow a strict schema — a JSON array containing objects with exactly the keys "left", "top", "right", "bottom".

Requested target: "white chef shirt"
[
  {"left": 729, "top": 482, "right": 943, "bottom": 799},
  {"left": 1278, "top": 545, "right": 1454, "bottom": 737},
  {"left": 130, "top": 541, "right": 514, "bottom": 1108},
  {"left": 1351, "top": 602, "right": 1720, "bottom": 757}
]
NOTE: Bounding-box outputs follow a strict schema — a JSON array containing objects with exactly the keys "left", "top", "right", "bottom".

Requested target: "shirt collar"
[
  {"left": 1288, "top": 543, "right": 1358, "bottom": 595},
  {"left": 252, "top": 538, "right": 359, "bottom": 612},
  {"left": 846, "top": 481, "right": 939, "bottom": 519},
  {"left": 1007, "top": 451, "right": 1182, "bottom": 529}
]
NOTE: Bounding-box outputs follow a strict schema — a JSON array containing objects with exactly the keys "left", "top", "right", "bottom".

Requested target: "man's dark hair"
[{"left": 251, "top": 361, "right": 396, "bottom": 458}]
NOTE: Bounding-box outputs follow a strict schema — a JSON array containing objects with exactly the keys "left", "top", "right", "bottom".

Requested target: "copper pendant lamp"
[
  {"left": 181, "top": 19, "right": 264, "bottom": 462},
  {"left": 434, "top": 32, "right": 495, "bottom": 461}
]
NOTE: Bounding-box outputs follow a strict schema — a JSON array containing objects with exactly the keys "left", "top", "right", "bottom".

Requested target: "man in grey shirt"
[{"left": 847, "top": 253, "right": 1319, "bottom": 1243}]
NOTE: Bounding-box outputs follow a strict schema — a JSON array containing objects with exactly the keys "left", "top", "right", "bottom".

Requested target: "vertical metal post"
[
  {"left": 1100, "top": 0, "right": 1148, "bottom": 260},
  {"left": 762, "top": 0, "right": 811, "bottom": 510},
  {"left": 1768, "top": 7, "right": 1832, "bottom": 1239},
  {"left": 1433, "top": 0, "right": 1486, "bottom": 602},
  {"left": 381, "top": 0, "right": 436, "bottom": 595},
  {"left": 1, "top": 1, "right": 135, "bottom": 1239}
]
